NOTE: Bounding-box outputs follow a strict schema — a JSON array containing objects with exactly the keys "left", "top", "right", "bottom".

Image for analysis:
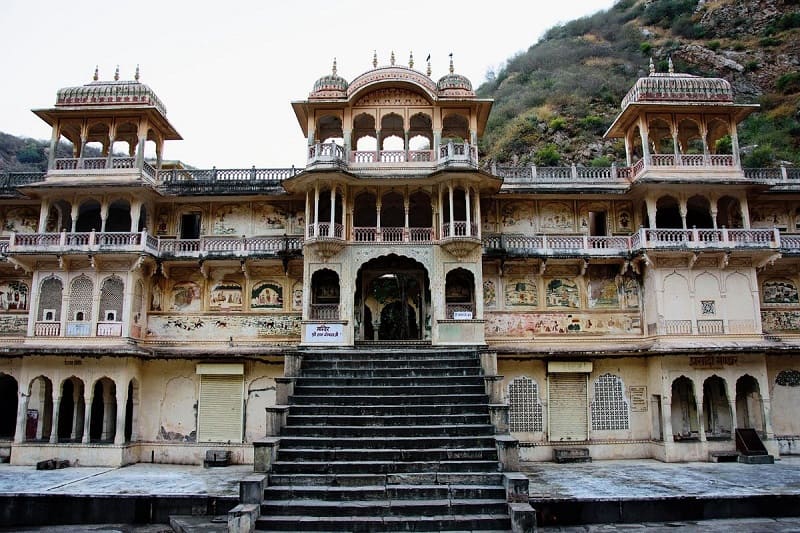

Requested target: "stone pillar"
[
  {"left": 679, "top": 202, "right": 688, "bottom": 230},
  {"left": 730, "top": 120, "right": 741, "bottom": 167},
  {"left": 38, "top": 199, "right": 51, "bottom": 232},
  {"left": 672, "top": 130, "right": 681, "bottom": 165},
  {"left": 70, "top": 203, "right": 79, "bottom": 232},
  {"left": 313, "top": 186, "right": 320, "bottom": 238},
  {"left": 13, "top": 386, "right": 29, "bottom": 443},
  {"left": 130, "top": 201, "right": 143, "bottom": 233},
  {"left": 328, "top": 188, "right": 335, "bottom": 238},
  {"left": 81, "top": 390, "right": 92, "bottom": 444},
  {"left": 433, "top": 129, "right": 442, "bottom": 159},
  {"left": 474, "top": 190, "right": 482, "bottom": 239},
  {"left": 47, "top": 124, "right": 59, "bottom": 170},
  {"left": 448, "top": 184, "right": 454, "bottom": 234},
  {"left": 640, "top": 123, "right": 651, "bottom": 165},
  {"left": 100, "top": 202, "right": 109, "bottom": 232},
  {"left": 114, "top": 385, "right": 127, "bottom": 445},
  {"left": 662, "top": 395, "right": 674, "bottom": 443},
  {"left": 49, "top": 395, "right": 60, "bottom": 443},
  {"left": 464, "top": 187, "right": 472, "bottom": 237},
  {"left": 696, "top": 390, "right": 707, "bottom": 442},
  {"left": 624, "top": 135, "right": 632, "bottom": 167}
]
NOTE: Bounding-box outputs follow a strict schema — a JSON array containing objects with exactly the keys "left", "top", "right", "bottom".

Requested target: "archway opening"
[
  {"left": 57, "top": 377, "right": 85, "bottom": 442},
  {"left": 445, "top": 268, "right": 476, "bottom": 319},
  {"left": 0, "top": 374, "right": 18, "bottom": 439},
  {"left": 736, "top": 375, "right": 765, "bottom": 434},
  {"left": 671, "top": 376, "right": 699, "bottom": 440},
  {"left": 355, "top": 254, "right": 430, "bottom": 342},
  {"left": 310, "top": 269, "right": 340, "bottom": 320},
  {"left": 27, "top": 376, "right": 53, "bottom": 441},
  {"left": 89, "top": 377, "right": 116, "bottom": 443},
  {"left": 703, "top": 375, "right": 732, "bottom": 439}
]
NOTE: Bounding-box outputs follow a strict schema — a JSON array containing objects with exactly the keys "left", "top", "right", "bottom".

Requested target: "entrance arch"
[{"left": 355, "top": 254, "right": 430, "bottom": 341}]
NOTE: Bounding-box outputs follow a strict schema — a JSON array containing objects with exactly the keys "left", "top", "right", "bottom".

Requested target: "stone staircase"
[{"left": 248, "top": 348, "right": 529, "bottom": 532}]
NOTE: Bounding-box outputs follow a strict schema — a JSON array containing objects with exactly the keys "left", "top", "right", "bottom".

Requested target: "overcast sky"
[{"left": 2, "top": 0, "right": 617, "bottom": 168}]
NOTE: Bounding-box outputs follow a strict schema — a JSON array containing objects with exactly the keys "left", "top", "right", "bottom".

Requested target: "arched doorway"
[
  {"left": 355, "top": 255, "right": 430, "bottom": 342},
  {"left": 736, "top": 375, "right": 765, "bottom": 434},
  {"left": 0, "top": 374, "right": 18, "bottom": 439}
]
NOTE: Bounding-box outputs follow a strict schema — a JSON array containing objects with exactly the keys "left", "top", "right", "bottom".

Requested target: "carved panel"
[{"left": 354, "top": 88, "right": 429, "bottom": 107}]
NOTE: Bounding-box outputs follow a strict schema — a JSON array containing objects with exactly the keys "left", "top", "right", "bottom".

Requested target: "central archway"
[{"left": 355, "top": 254, "right": 430, "bottom": 342}]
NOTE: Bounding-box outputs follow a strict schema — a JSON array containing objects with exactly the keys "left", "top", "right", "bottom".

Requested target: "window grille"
[
  {"left": 591, "top": 373, "right": 630, "bottom": 430},
  {"left": 38, "top": 277, "right": 63, "bottom": 321},
  {"left": 99, "top": 276, "right": 124, "bottom": 321},
  {"left": 68, "top": 275, "right": 94, "bottom": 321},
  {"left": 508, "top": 376, "right": 543, "bottom": 432}
]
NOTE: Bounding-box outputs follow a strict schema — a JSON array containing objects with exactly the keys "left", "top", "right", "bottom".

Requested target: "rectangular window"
[
  {"left": 589, "top": 211, "right": 607, "bottom": 236},
  {"left": 180, "top": 213, "right": 201, "bottom": 239}
]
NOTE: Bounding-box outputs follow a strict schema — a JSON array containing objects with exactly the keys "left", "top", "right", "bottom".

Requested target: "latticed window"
[
  {"left": 37, "top": 277, "right": 63, "bottom": 321},
  {"left": 133, "top": 280, "right": 144, "bottom": 315},
  {"left": 68, "top": 275, "right": 94, "bottom": 321},
  {"left": 591, "top": 373, "right": 630, "bottom": 430},
  {"left": 99, "top": 276, "right": 124, "bottom": 321},
  {"left": 508, "top": 376, "right": 543, "bottom": 432}
]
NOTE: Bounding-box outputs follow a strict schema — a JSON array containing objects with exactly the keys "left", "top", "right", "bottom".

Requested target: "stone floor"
[
  {"left": 2, "top": 458, "right": 800, "bottom": 531},
  {"left": 520, "top": 456, "right": 800, "bottom": 500}
]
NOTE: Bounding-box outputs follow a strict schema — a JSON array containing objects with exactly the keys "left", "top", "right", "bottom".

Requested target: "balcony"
[
  {"left": 352, "top": 227, "right": 434, "bottom": 243},
  {"left": 0, "top": 172, "right": 46, "bottom": 197},
  {"left": 655, "top": 318, "right": 757, "bottom": 336},
  {"left": 305, "top": 141, "right": 479, "bottom": 174},
  {"left": 310, "top": 304, "right": 340, "bottom": 320},
  {"left": 6, "top": 230, "right": 302, "bottom": 260},
  {"left": 158, "top": 167, "right": 300, "bottom": 195},
  {"left": 483, "top": 227, "right": 781, "bottom": 257},
  {"left": 304, "top": 222, "right": 345, "bottom": 258},
  {"left": 51, "top": 157, "right": 158, "bottom": 184}
]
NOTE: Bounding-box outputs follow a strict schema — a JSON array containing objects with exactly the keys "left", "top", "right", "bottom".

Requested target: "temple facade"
[{"left": 1, "top": 56, "right": 799, "bottom": 467}]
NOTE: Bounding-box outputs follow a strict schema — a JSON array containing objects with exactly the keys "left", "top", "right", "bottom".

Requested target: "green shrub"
[
  {"left": 548, "top": 117, "right": 567, "bottom": 132},
  {"left": 743, "top": 145, "right": 775, "bottom": 167},
  {"left": 744, "top": 60, "right": 760, "bottom": 73},
  {"left": 707, "top": 40, "right": 721, "bottom": 51},
  {"left": 759, "top": 36, "right": 783, "bottom": 47},
  {"left": 640, "top": 42, "right": 652, "bottom": 55},
  {"left": 776, "top": 72, "right": 800, "bottom": 94},
  {"left": 535, "top": 144, "right": 561, "bottom": 166},
  {"left": 590, "top": 156, "right": 613, "bottom": 167},
  {"left": 715, "top": 135, "right": 732, "bottom": 155}
]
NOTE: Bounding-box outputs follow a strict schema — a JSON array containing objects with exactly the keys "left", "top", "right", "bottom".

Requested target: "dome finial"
[
  {"left": 390, "top": 50, "right": 395, "bottom": 66},
  {"left": 668, "top": 56, "right": 674, "bottom": 74},
  {"left": 409, "top": 51, "right": 414, "bottom": 69},
  {"left": 93, "top": 65, "right": 99, "bottom": 82},
  {"left": 135, "top": 64, "right": 140, "bottom": 81},
  {"left": 372, "top": 50, "right": 378, "bottom": 69},
  {"left": 649, "top": 57, "right": 655, "bottom": 75},
  {"left": 114, "top": 65, "right": 120, "bottom": 81},
  {"left": 427, "top": 54, "right": 431, "bottom": 77},
  {"left": 449, "top": 52, "right": 454, "bottom": 74},
  {"left": 332, "top": 57, "right": 337, "bottom": 77}
]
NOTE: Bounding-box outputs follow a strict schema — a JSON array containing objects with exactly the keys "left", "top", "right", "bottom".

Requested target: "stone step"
[
  {"left": 278, "top": 447, "right": 498, "bottom": 463},
  {"left": 271, "top": 460, "right": 501, "bottom": 475},
  {"left": 280, "top": 424, "right": 496, "bottom": 438},
  {"left": 292, "top": 384, "right": 487, "bottom": 396},
  {"left": 287, "top": 403, "right": 491, "bottom": 416},
  {"left": 260, "top": 497, "right": 509, "bottom": 517},
  {"left": 295, "top": 375, "right": 484, "bottom": 386},
  {"left": 267, "top": 471, "right": 505, "bottom": 487},
  {"left": 289, "top": 393, "right": 489, "bottom": 405},
  {"left": 285, "top": 413, "right": 491, "bottom": 426},
  {"left": 277, "top": 435, "right": 498, "bottom": 450},
  {"left": 263, "top": 483, "right": 507, "bottom": 501},
  {"left": 255, "top": 513, "right": 511, "bottom": 532}
]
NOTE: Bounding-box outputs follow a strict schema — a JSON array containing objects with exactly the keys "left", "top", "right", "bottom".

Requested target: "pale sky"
[{"left": 1, "top": 0, "right": 617, "bottom": 169}]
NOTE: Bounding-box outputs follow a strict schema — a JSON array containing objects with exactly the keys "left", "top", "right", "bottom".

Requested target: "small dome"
[
  {"left": 621, "top": 60, "right": 733, "bottom": 109},
  {"left": 310, "top": 59, "right": 348, "bottom": 98},
  {"left": 436, "top": 56, "right": 474, "bottom": 96}
]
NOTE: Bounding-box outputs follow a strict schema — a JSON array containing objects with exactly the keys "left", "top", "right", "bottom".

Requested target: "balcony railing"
[
  {"left": 34, "top": 322, "right": 60, "bottom": 337},
  {"left": 484, "top": 227, "right": 781, "bottom": 256},
  {"left": 53, "top": 157, "right": 158, "bottom": 182},
  {"left": 97, "top": 322, "right": 123, "bottom": 337},
  {"left": 445, "top": 303, "right": 475, "bottom": 319},
  {"left": 7, "top": 230, "right": 302, "bottom": 259},
  {"left": 442, "top": 222, "right": 479, "bottom": 238},
  {"left": 306, "top": 223, "right": 344, "bottom": 240},
  {"left": 158, "top": 167, "right": 300, "bottom": 195},
  {"left": 308, "top": 142, "right": 478, "bottom": 169},
  {"left": 310, "top": 304, "right": 339, "bottom": 320}
]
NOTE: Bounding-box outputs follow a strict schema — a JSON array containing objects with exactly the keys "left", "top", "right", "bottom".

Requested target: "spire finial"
[
  {"left": 135, "top": 64, "right": 140, "bottom": 81},
  {"left": 668, "top": 56, "right": 674, "bottom": 74},
  {"left": 449, "top": 53, "right": 454, "bottom": 74},
  {"left": 426, "top": 54, "right": 431, "bottom": 77},
  {"left": 332, "top": 57, "right": 337, "bottom": 77},
  {"left": 93, "top": 65, "right": 99, "bottom": 81},
  {"left": 390, "top": 50, "right": 395, "bottom": 66},
  {"left": 409, "top": 51, "right": 414, "bottom": 69},
  {"left": 372, "top": 50, "right": 378, "bottom": 69},
  {"left": 649, "top": 57, "right": 655, "bottom": 75},
  {"left": 114, "top": 65, "right": 120, "bottom": 81}
]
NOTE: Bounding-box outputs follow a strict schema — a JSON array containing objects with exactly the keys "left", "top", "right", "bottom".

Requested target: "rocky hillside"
[
  {"left": 0, "top": 133, "right": 88, "bottom": 173},
  {"left": 477, "top": 0, "right": 800, "bottom": 167}
]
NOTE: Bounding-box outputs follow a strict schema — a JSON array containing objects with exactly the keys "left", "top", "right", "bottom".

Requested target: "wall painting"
[
  {"left": 251, "top": 281, "right": 283, "bottom": 309},
  {"left": 546, "top": 279, "right": 579, "bottom": 308},
  {"left": 763, "top": 279, "right": 799, "bottom": 305},
  {"left": 0, "top": 280, "right": 28, "bottom": 311},
  {"left": 504, "top": 278, "right": 538, "bottom": 307}
]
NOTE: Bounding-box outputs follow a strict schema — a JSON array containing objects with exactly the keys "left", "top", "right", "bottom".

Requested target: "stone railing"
[
  {"left": 307, "top": 141, "right": 478, "bottom": 170},
  {"left": 484, "top": 227, "right": 781, "bottom": 256},
  {"left": 445, "top": 303, "right": 475, "bottom": 320},
  {"left": 442, "top": 222, "right": 479, "bottom": 239},
  {"left": 158, "top": 167, "right": 300, "bottom": 195},
  {"left": 0, "top": 172, "right": 47, "bottom": 195},
  {"left": 7, "top": 230, "right": 302, "bottom": 259},
  {"left": 306, "top": 223, "right": 345, "bottom": 240},
  {"left": 53, "top": 157, "right": 158, "bottom": 182},
  {"left": 309, "top": 304, "right": 339, "bottom": 320}
]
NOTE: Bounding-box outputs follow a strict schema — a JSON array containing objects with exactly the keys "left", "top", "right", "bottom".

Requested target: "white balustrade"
[{"left": 310, "top": 304, "right": 339, "bottom": 320}]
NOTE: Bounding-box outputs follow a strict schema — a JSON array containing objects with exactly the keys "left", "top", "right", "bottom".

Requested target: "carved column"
[
  {"left": 13, "top": 384, "right": 29, "bottom": 443},
  {"left": 114, "top": 384, "right": 127, "bottom": 445},
  {"left": 47, "top": 122, "right": 60, "bottom": 170},
  {"left": 81, "top": 390, "right": 92, "bottom": 444},
  {"left": 49, "top": 396, "right": 60, "bottom": 444},
  {"left": 313, "top": 186, "right": 320, "bottom": 238},
  {"left": 328, "top": 188, "right": 335, "bottom": 238},
  {"left": 464, "top": 186, "right": 472, "bottom": 237}
]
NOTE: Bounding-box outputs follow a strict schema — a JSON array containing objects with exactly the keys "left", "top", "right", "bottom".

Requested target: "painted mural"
[
  {"left": 539, "top": 201, "right": 574, "bottom": 231},
  {"left": 588, "top": 266, "right": 619, "bottom": 309},
  {"left": 0, "top": 280, "right": 28, "bottom": 311},
  {"left": 481, "top": 200, "right": 498, "bottom": 233},
  {"left": 213, "top": 204, "right": 249, "bottom": 235},
  {"left": 504, "top": 278, "right": 539, "bottom": 307},
  {"left": 210, "top": 282, "right": 243, "bottom": 310},
  {"left": 254, "top": 204, "right": 288, "bottom": 232},
  {"left": 147, "top": 314, "right": 301, "bottom": 340},
  {"left": 0, "top": 315, "right": 28, "bottom": 336},
  {"left": 251, "top": 281, "right": 283, "bottom": 309},
  {"left": 750, "top": 204, "right": 788, "bottom": 228},
  {"left": 546, "top": 279, "right": 579, "bottom": 308},
  {"left": 762, "top": 310, "right": 800, "bottom": 332},
  {"left": 486, "top": 312, "right": 641, "bottom": 337},
  {"left": 171, "top": 281, "right": 202, "bottom": 312},
  {"left": 763, "top": 279, "right": 799, "bottom": 305},
  {"left": 501, "top": 201, "right": 535, "bottom": 231},
  {"left": 483, "top": 279, "right": 497, "bottom": 308},
  {"left": 291, "top": 281, "right": 303, "bottom": 311},
  {"left": 623, "top": 278, "right": 641, "bottom": 309},
  {"left": 3, "top": 207, "right": 38, "bottom": 233},
  {"left": 615, "top": 201, "right": 633, "bottom": 233}
]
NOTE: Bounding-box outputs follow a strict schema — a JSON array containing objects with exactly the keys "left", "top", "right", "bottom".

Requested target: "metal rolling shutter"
[
  {"left": 197, "top": 374, "right": 244, "bottom": 443},
  {"left": 549, "top": 373, "right": 588, "bottom": 442}
]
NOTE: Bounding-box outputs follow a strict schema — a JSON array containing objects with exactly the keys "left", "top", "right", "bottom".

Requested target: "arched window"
[
  {"left": 38, "top": 277, "right": 63, "bottom": 322},
  {"left": 68, "top": 275, "right": 94, "bottom": 322},
  {"left": 591, "top": 373, "right": 630, "bottom": 430},
  {"left": 99, "top": 276, "right": 124, "bottom": 322},
  {"left": 508, "top": 376, "right": 543, "bottom": 432}
]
